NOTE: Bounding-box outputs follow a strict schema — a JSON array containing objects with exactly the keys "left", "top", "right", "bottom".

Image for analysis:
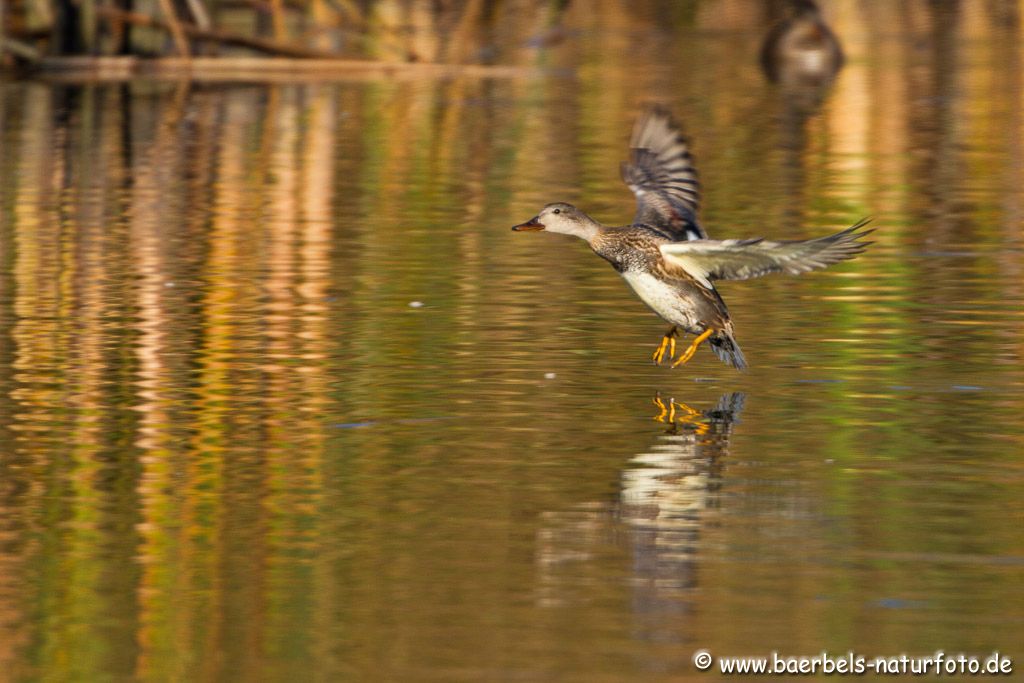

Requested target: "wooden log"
[{"left": 32, "top": 55, "right": 538, "bottom": 81}]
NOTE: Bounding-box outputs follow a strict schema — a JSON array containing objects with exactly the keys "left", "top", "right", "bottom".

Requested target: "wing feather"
[
  {"left": 621, "top": 107, "right": 706, "bottom": 241},
  {"left": 659, "top": 219, "right": 873, "bottom": 285}
]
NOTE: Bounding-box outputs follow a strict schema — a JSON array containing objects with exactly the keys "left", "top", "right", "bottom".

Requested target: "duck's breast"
[{"left": 620, "top": 270, "right": 704, "bottom": 331}]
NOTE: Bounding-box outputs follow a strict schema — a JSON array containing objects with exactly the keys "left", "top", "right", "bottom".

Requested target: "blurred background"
[{"left": 1, "top": 1, "right": 1023, "bottom": 681}]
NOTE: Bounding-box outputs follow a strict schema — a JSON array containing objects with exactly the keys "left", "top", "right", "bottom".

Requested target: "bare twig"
[
  {"left": 91, "top": 6, "right": 339, "bottom": 58},
  {"left": 183, "top": 0, "right": 212, "bottom": 30},
  {"left": 156, "top": 0, "right": 191, "bottom": 57},
  {"left": 0, "top": 37, "right": 43, "bottom": 62}
]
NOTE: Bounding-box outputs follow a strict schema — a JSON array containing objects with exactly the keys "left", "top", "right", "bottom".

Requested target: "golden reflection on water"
[{"left": 1, "top": 1, "right": 1024, "bottom": 679}]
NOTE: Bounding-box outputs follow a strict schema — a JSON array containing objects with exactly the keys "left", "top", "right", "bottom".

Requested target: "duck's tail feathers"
[{"left": 711, "top": 330, "right": 747, "bottom": 371}]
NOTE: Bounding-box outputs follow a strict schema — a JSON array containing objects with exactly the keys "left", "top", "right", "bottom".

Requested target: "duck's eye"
[{"left": 553, "top": 208, "right": 561, "bottom": 214}]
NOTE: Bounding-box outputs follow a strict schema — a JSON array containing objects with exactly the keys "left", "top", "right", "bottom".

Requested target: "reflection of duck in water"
[
  {"left": 621, "top": 392, "right": 745, "bottom": 632},
  {"left": 536, "top": 394, "right": 745, "bottom": 612},
  {"left": 625, "top": 396, "right": 744, "bottom": 554},
  {"left": 761, "top": 0, "right": 844, "bottom": 91},
  {"left": 513, "top": 108, "right": 871, "bottom": 370}
]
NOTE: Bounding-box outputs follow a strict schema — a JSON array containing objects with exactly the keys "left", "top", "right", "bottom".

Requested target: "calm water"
[{"left": 2, "top": 2, "right": 1024, "bottom": 681}]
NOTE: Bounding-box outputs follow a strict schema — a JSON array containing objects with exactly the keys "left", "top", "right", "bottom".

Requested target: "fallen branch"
[
  {"left": 34, "top": 56, "right": 538, "bottom": 81},
  {"left": 92, "top": 5, "right": 340, "bottom": 58}
]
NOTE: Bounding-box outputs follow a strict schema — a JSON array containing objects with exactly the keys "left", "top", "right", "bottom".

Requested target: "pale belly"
[{"left": 620, "top": 270, "right": 703, "bottom": 332}]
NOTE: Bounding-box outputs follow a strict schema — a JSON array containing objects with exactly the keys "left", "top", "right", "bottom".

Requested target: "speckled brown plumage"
[{"left": 591, "top": 225, "right": 741, "bottom": 367}]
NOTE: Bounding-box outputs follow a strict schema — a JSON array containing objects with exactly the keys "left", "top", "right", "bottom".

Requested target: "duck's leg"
[
  {"left": 672, "top": 328, "right": 714, "bottom": 368},
  {"left": 652, "top": 326, "right": 678, "bottom": 365}
]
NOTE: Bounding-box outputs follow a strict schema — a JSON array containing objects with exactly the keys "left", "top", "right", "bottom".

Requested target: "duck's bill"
[{"left": 512, "top": 217, "right": 545, "bottom": 231}]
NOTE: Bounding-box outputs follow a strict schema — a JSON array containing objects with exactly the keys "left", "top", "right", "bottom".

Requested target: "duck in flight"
[{"left": 512, "top": 107, "right": 872, "bottom": 370}]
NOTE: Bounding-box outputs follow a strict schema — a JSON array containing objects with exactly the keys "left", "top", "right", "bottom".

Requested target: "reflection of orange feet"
[
  {"left": 652, "top": 394, "right": 670, "bottom": 422},
  {"left": 652, "top": 327, "right": 678, "bottom": 365},
  {"left": 652, "top": 394, "right": 711, "bottom": 435},
  {"left": 669, "top": 399, "right": 701, "bottom": 425},
  {"left": 671, "top": 328, "right": 713, "bottom": 368},
  {"left": 678, "top": 406, "right": 710, "bottom": 436}
]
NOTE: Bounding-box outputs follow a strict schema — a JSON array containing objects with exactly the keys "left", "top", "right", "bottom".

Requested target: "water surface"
[{"left": 1, "top": 2, "right": 1023, "bottom": 681}]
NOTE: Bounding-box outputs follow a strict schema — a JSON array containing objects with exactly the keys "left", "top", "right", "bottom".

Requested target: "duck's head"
[{"left": 512, "top": 203, "right": 599, "bottom": 240}]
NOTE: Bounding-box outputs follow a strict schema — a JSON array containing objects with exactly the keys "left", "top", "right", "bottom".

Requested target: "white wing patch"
[
  {"left": 658, "top": 221, "right": 872, "bottom": 284},
  {"left": 657, "top": 247, "right": 715, "bottom": 289}
]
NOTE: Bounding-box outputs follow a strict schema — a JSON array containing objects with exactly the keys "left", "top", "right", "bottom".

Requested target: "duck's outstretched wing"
[
  {"left": 659, "top": 219, "right": 873, "bottom": 288},
  {"left": 621, "top": 107, "right": 706, "bottom": 241}
]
